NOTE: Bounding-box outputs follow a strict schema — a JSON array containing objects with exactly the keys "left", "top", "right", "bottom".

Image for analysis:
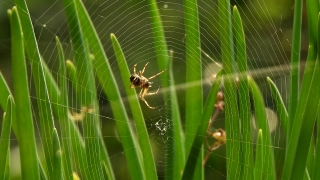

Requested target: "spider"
[{"left": 130, "top": 62, "right": 166, "bottom": 109}]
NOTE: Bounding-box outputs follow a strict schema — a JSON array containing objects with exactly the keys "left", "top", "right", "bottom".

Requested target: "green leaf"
[
  {"left": 182, "top": 71, "right": 222, "bottom": 180},
  {"left": 313, "top": 113, "right": 320, "bottom": 179},
  {"left": 183, "top": 0, "right": 203, "bottom": 179},
  {"left": 110, "top": 33, "right": 157, "bottom": 180},
  {"left": 267, "top": 77, "right": 288, "bottom": 134},
  {"left": 288, "top": 0, "right": 302, "bottom": 139},
  {"left": 10, "top": 6, "right": 40, "bottom": 179},
  {"left": 0, "top": 96, "right": 13, "bottom": 179},
  {"left": 218, "top": 0, "right": 240, "bottom": 179},
  {"left": 233, "top": 6, "right": 253, "bottom": 180},
  {"left": 281, "top": 14, "right": 320, "bottom": 180},
  {"left": 254, "top": 129, "right": 264, "bottom": 180},
  {"left": 71, "top": 0, "right": 145, "bottom": 178},
  {"left": 53, "top": 128, "right": 62, "bottom": 180},
  {"left": 248, "top": 76, "right": 276, "bottom": 180}
]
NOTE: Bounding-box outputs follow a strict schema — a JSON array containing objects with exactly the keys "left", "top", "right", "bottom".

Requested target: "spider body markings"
[{"left": 129, "top": 62, "right": 166, "bottom": 109}]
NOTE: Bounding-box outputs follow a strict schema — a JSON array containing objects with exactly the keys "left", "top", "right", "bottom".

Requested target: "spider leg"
[
  {"left": 146, "top": 86, "right": 160, "bottom": 96},
  {"left": 133, "top": 64, "right": 137, "bottom": 74},
  {"left": 141, "top": 62, "right": 149, "bottom": 75},
  {"left": 140, "top": 88, "right": 156, "bottom": 109},
  {"left": 147, "top": 69, "right": 167, "bottom": 80},
  {"left": 139, "top": 88, "right": 144, "bottom": 98}
]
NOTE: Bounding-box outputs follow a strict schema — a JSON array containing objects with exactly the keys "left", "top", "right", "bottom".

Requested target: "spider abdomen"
[{"left": 130, "top": 74, "right": 141, "bottom": 86}]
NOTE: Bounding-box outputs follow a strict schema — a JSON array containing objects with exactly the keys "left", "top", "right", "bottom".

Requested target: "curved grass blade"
[
  {"left": 0, "top": 73, "right": 18, "bottom": 139},
  {"left": 248, "top": 76, "right": 276, "bottom": 180},
  {"left": 218, "top": 0, "right": 240, "bottom": 179},
  {"left": 110, "top": 34, "right": 157, "bottom": 180},
  {"left": 71, "top": 0, "right": 145, "bottom": 178},
  {"left": 10, "top": 6, "right": 40, "bottom": 179},
  {"left": 233, "top": 6, "right": 253, "bottom": 180},
  {"left": 288, "top": 0, "right": 302, "bottom": 138},
  {"left": 306, "top": 0, "right": 319, "bottom": 46},
  {"left": 254, "top": 129, "right": 264, "bottom": 180},
  {"left": 182, "top": 0, "right": 203, "bottom": 178},
  {"left": 313, "top": 110, "right": 320, "bottom": 179},
  {"left": 266, "top": 77, "right": 288, "bottom": 134},
  {"left": 53, "top": 128, "right": 62, "bottom": 180},
  {"left": 182, "top": 71, "right": 222, "bottom": 180},
  {"left": 281, "top": 15, "right": 320, "bottom": 180},
  {"left": 0, "top": 96, "right": 13, "bottom": 179}
]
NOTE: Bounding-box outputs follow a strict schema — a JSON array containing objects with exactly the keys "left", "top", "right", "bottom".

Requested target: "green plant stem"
[
  {"left": 254, "top": 129, "right": 263, "bottom": 180},
  {"left": 218, "top": 0, "right": 240, "bottom": 179},
  {"left": 10, "top": 7, "right": 40, "bottom": 179},
  {"left": 288, "top": 0, "right": 302, "bottom": 140},
  {"left": 53, "top": 128, "right": 62, "bottom": 180},
  {"left": 0, "top": 96, "right": 13, "bottom": 179}
]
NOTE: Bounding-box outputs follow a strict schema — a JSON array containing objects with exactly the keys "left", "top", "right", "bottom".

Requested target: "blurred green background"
[{"left": 0, "top": 0, "right": 309, "bottom": 179}]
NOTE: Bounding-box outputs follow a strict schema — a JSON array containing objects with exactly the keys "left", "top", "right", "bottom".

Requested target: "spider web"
[{"left": 0, "top": 0, "right": 304, "bottom": 179}]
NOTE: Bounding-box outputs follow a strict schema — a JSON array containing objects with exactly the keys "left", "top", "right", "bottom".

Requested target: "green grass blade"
[
  {"left": 233, "top": 6, "right": 253, "bottom": 180},
  {"left": 110, "top": 34, "right": 157, "bottom": 180},
  {"left": 313, "top": 114, "right": 320, "bottom": 179},
  {"left": 306, "top": 0, "right": 319, "bottom": 46},
  {"left": 248, "top": 76, "right": 276, "bottom": 180},
  {"left": 10, "top": 6, "right": 40, "bottom": 179},
  {"left": 14, "top": 0, "right": 56, "bottom": 177},
  {"left": 182, "top": 71, "right": 222, "bottom": 180},
  {"left": 71, "top": 0, "right": 145, "bottom": 178},
  {"left": 168, "top": 50, "right": 185, "bottom": 179},
  {"left": 0, "top": 73, "right": 18, "bottom": 138},
  {"left": 218, "top": 0, "right": 240, "bottom": 179},
  {"left": 281, "top": 14, "right": 320, "bottom": 180},
  {"left": 55, "top": 36, "right": 73, "bottom": 180},
  {"left": 288, "top": 0, "right": 302, "bottom": 139},
  {"left": 63, "top": 0, "right": 105, "bottom": 178},
  {"left": 53, "top": 128, "right": 62, "bottom": 180},
  {"left": 267, "top": 77, "right": 288, "bottom": 134},
  {"left": 183, "top": 0, "right": 203, "bottom": 179},
  {"left": 0, "top": 96, "right": 13, "bottom": 179},
  {"left": 254, "top": 129, "right": 264, "bottom": 180}
]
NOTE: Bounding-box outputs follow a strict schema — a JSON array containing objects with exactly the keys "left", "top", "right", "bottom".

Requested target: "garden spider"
[{"left": 129, "top": 62, "right": 166, "bottom": 109}]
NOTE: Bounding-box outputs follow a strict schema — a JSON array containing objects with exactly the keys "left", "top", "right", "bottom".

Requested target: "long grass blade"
[
  {"left": 10, "top": 7, "right": 40, "bottom": 179},
  {"left": 233, "top": 6, "right": 253, "bottom": 180},
  {"left": 110, "top": 34, "right": 157, "bottom": 180},
  {"left": 53, "top": 128, "right": 62, "bottom": 180},
  {"left": 254, "top": 129, "right": 264, "bottom": 180},
  {"left": 0, "top": 96, "right": 13, "bottom": 179},
  {"left": 248, "top": 76, "right": 276, "bottom": 180},
  {"left": 182, "top": 71, "right": 222, "bottom": 180},
  {"left": 313, "top": 112, "right": 320, "bottom": 179},
  {"left": 183, "top": 0, "right": 203, "bottom": 179},
  {"left": 218, "top": 0, "right": 240, "bottom": 179},
  {"left": 288, "top": 0, "right": 302, "bottom": 139},
  {"left": 71, "top": 0, "right": 145, "bottom": 178},
  {"left": 281, "top": 14, "right": 320, "bottom": 180}
]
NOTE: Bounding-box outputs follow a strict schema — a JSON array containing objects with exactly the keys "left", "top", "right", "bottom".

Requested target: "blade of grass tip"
[
  {"left": 168, "top": 50, "right": 185, "bottom": 179},
  {"left": 0, "top": 72, "right": 18, "bottom": 138},
  {"left": 313, "top": 109, "right": 320, "bottom": 179},
  {"left": 218, "top": 0, "right": 240, "bottom": 179},
  {"left": 14, "top": 0, "right": 55, "bottom": 177},
  {"left": 110, "top": 34, "right": 157, "bottom": 180},
  {"left": 281, "top": 14, "right": 320, "bottom": 180},
  {"left": 266, "top": 77, "right": 288, "bottom": 134},
  {"left": 182, "top": 71, "right": 223, "bottom": 180},
  {"left": 183, "top": 0, "right": 203, "bottom": 179},
  {"left": 248, "top": 76, "right": 276, "bottom": 180},
  {"left": 55, "top": 36, "right": 73, "bottom": 180},
  {"left": 288, "top": 0, "right": 302, "bottom": 140},
  {"left": 53, "top": 128, "right": 62, "bottom": 180},
  {"left": 72, "top": 0, "right": 145, "bottom": 179},
  {"left": 0, "top": 96, "right": 13, "bottom": 179},
  {"left": 9, "top": 6, "right": 40, "bottom": 179},
  {"left": 233, "top": 6, "right": 253, "bottom": 180},
  {"left": 63, "top": 0, "right": 105, "bottom": 178},
  {"left": 254, "top": 129, "right": 264, "bottom": 180}
]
